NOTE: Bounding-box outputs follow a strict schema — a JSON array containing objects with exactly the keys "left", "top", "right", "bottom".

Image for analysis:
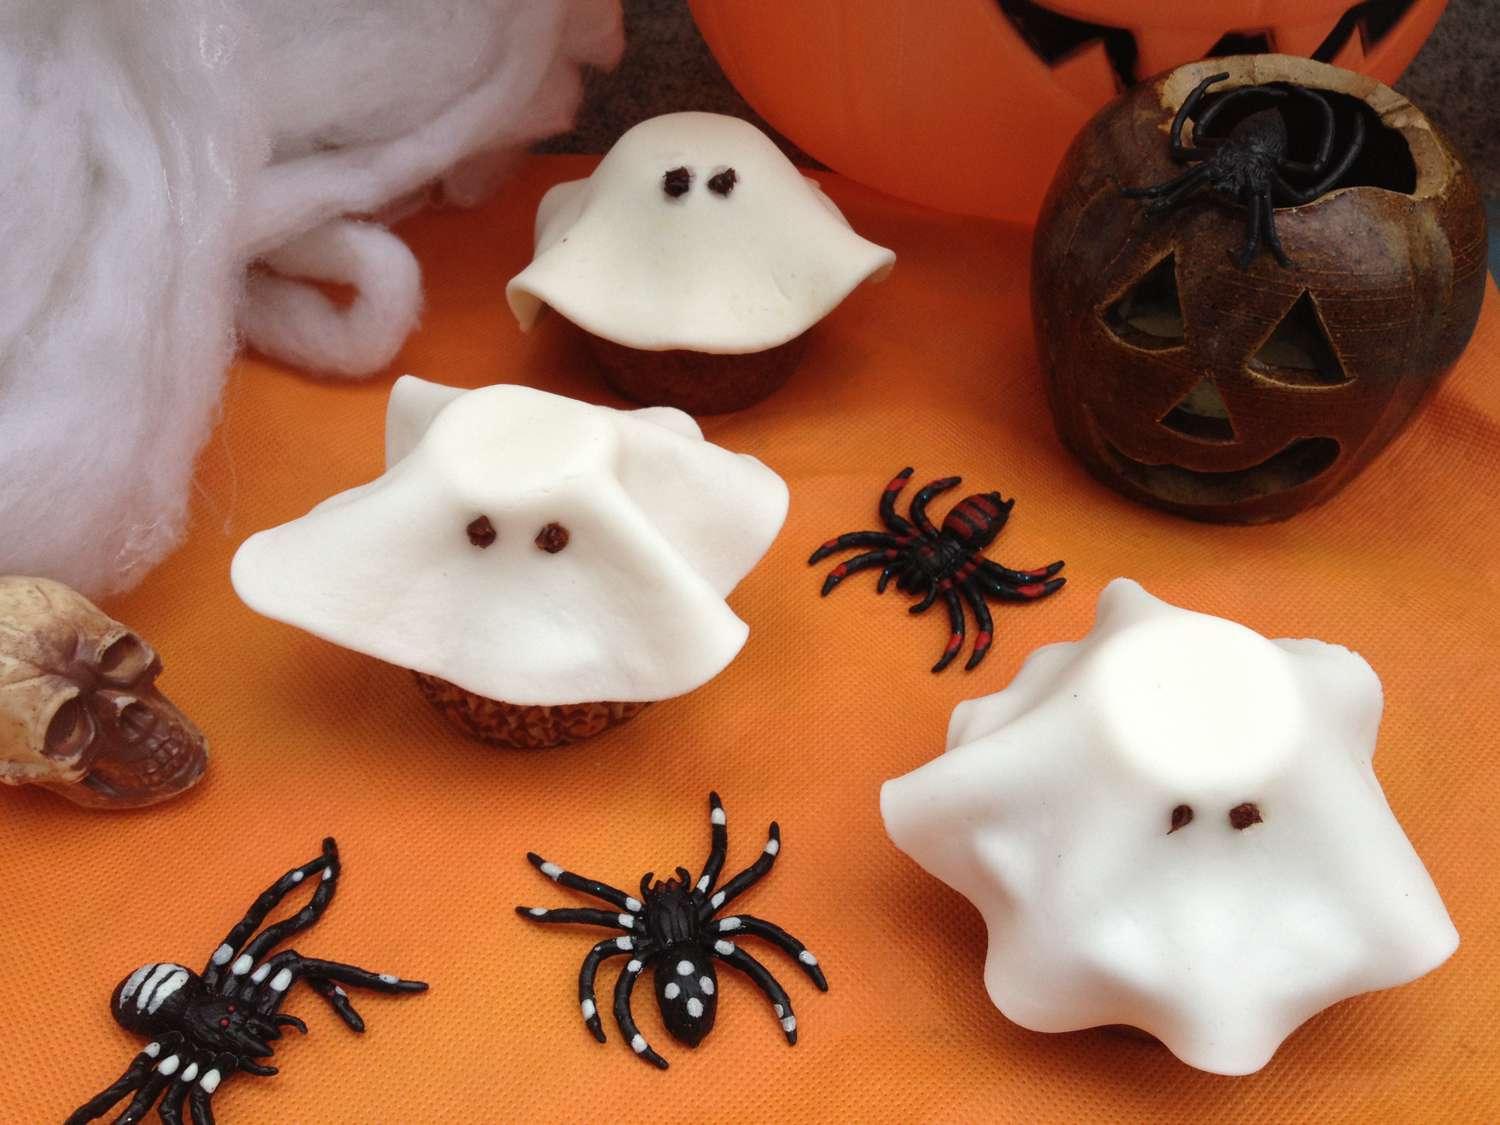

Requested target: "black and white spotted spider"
[
  {"left": 518, "top": 792, "right": 827, "bottom": 1069},
  {"left": 67, "top": 839, "right": 426, "bottom": 1125}
]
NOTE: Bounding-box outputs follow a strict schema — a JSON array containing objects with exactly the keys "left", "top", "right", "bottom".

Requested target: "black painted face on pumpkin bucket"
[{"left": 995, "top": 0, "right": 1428, "bottom": 93}]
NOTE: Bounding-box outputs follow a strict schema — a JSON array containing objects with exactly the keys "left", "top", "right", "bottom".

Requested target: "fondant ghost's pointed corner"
[
  {"left": 882, "top": 578, "right": 1459, "bottom": 1075},
  {"left": 625, "top": 404, "right": 704, "bottom": 442},
  {"left": 386, "top": 374, "right": 467, "bottom": 465},
  {"left": 505, "top": 111, "right": 896, "bottom": 353},
  {"left": 1090, "top": 575, "right": 1174, "bottom": 632},
  {"left": 232, "top": 380, "right": 787, "bottom": 706}
]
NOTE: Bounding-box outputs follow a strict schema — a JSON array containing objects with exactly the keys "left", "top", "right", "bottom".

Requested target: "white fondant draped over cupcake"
[
  {"left": 507, "top": 112, "right": 895, "bottom": 353},
  {"left": 232, "top": 378, "right": 788, "bottom": 704}
]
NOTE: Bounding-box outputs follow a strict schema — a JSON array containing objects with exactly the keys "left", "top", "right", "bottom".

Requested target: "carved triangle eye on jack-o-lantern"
[{"left": 1032, "top": 55, "right": 1486, "bottom": 523}]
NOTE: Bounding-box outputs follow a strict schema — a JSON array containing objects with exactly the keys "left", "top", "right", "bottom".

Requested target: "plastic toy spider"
[
  {"left": 1120, "top": 72, "right": 1366, "bottom": 269},
  {"left": 810, "top": 468, "right": 1065, "bottom": 672},
  {"left": 518, "top": 792, "right": 827, "bottom": 1070},
  {"left": 67, "top": 838, "right": 426, "bottom": 1125}
]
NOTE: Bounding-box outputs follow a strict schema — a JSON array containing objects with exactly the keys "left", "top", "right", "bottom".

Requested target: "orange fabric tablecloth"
[{"left": 3, "top": 156, "right": 1498, "bottom": 1123}]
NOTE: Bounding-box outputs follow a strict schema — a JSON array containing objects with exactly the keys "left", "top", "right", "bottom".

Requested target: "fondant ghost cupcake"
[
  {"left": 232, "top": 377, "right": 789, "bottom": 748},
  {"left": 507, "top": 112, "right": 896, "bottom": 414},
  {"left": 882, "top": 579, "right": 1458, "bottom": 1075}
]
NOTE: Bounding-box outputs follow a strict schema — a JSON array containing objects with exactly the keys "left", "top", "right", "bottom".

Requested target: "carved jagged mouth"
[{"left": 1098, "top": 435, "right": 1341, "bottom": 505}]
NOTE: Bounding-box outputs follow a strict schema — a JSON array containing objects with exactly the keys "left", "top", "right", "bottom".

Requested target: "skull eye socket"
[
  {"left": 44, "top": 697, "right": 94, "bottom": 758},
  {"left": 99, "top": 634, "right": 154, "bottom": 685}
]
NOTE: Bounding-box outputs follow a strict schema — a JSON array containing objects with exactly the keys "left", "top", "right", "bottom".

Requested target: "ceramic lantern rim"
[
  {"left": 1030, "top": 52, "right": 1487, "bottom": 524},
  {"left": 1155, "top": 55, "right": 1450, "bottom": 208}
]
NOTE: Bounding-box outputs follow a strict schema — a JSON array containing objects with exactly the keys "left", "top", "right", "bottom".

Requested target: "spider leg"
[
  {"left": 246, "top": 950, "right": 427, "bottom": 1019},
  {"left": 139, "top": 1043, "right": 214, "bottom": 1125},
  {"left": 713, "top": 944, "right": 801, "bottom": 1045},
  {"left": 230, "top": 853, "right": 342, "bottom": 977},
  {"left": 1280, "top": 108, "right": 1366, "bottom": 203},
  {"left": 1120, "top": 164, "right": 1202, "bottom": 199},
  {"left": 983, "top": 559, "right": 1065, "bottom": 587},
  {"left": 185, "top": 1054, "right": 234, "bottom": 1125},
  {"left": 1168, "top": 72, "right": 1228, "bottom": 155},
  {"left": 157, "top": 1078, "right": 191, "bottom": 1125},
  {"left": 694, "top": 791, "right": 728, "bottom": 896},
  {"left": 158, "top": 1052, "right": 214, "bottom": 1125},
  {"left": 879, "top": 468, "right": 918, "bottom": 536},
  {"left": 875, "top": 568, "right": 895, "bottom": 593},
  {"left": 958, "top": 579, "right": 994, "bottom": 672},
  {"left": 1280, "top": 87, "right": 1337, "bottom": 177},
  {"left": 1260, "top": 191, "right": 1292, "bottom": 267},
  {"left": 909, "top": 477, "right": 960, "bottom": 537},
  {"left": 808, "top": 530, "right": 902, "bottom": 565},
  {"left": 526, "top": 852, "right": 642, "bottom": 914},
  {"left": 305, "top": 977, "right": 365, "bottom": 1032},
  {"left": 931, "top": 587, "right": 967, "bottom": 673},
  {"left": 977, "top": 567, "right": 1067, "bottom": 602},
  {"left": 515, "top": 906, "right": 639, "bottom": 932},
  {"left": 1231, "top": 191, "right": 1265, "bottom": 270},
  {"left": 64, "top": 1034, "right": 181, "bottom": 1124},
  {"left": 292, "top": 957, "right": 428, "bottom": 997},
  {"left": 1192, "top": 82, "right": 1283, "bottom": 139},
  {"left": 577, "top": 937, "right": 639, "bottom": 1042},
  {"left": 1138, "top": 164, "right": 1217, "bottom": 214},
  {"left": 700, "top": 821, "right": 781, "bottom": 919},
  {"left": 820, "top": 548, "right": 900, "bottom": 595},
  {"left": 901, "top": 577, "right": 936, "bottom": 613},
  {"left": 613, "top": 953, "right": 668, "bottom": 1069},
  {"left": 202, "top": 838, "right": 336, "bottom": 989},
  {"left": 110, "top": 1071, "right": 168, "bottom": 1125},
  {"left": 706, "top": 915, "right": 828, "bottom": 990}
]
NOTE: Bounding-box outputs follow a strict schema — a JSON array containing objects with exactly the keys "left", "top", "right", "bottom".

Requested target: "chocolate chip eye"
[
  {"left": 662, "top": 166, "right": 691, "bottom": 197},
  {"left": 466, "top": 516, "right": 497, "bottom": 548},
  {"left": 535, "top": 523, "right": 570, "bottom": 553},
  {"left": 1167, "top": 804, "right": 1194, "bottom": 834},
  {"left": 1228, "top": 802, "right": 1263, "bottom": 830},
  {"left": 707, "top": 167, "right": 737, "bottom": 196}
]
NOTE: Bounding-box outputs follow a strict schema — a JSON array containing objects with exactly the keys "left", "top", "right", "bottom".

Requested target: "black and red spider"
[
  {"left": 1120, "top": 72, "right": 1367, "bottom": 269},
  {"left": 810, "top": 468, "right": 1065, "bottom": 672},
  {"left": 518, "top": 792, "right": 826, "bottom": 1070},
  {"left": 67, "top": 839, "right": 426, "bottom": 1125}
]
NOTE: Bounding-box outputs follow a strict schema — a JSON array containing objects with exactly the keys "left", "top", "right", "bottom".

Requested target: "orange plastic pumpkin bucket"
[{"left": 690, "top": 0, "right": 1445, "bottom": 222}]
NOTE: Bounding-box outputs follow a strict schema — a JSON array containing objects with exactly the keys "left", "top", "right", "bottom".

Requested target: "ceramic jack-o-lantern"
[
  {"left": 1032, "top": 55, "right": 1486, "bottom": 523},
  {"left": 0, "top": 576, "right": 207, "bottom": 808}
]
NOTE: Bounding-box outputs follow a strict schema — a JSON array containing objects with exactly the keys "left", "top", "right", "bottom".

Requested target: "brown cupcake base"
[
  {"left": 586, "top": 330, "right": 809, "bottom": 415},
  {"left": 413, "top": 672, "right": 648, "bottom": 750}
]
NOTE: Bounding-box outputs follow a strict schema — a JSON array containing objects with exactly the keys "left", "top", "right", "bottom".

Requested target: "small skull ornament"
[{"left": 0, "top": 576, "right": 206, "bottom": 808}]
